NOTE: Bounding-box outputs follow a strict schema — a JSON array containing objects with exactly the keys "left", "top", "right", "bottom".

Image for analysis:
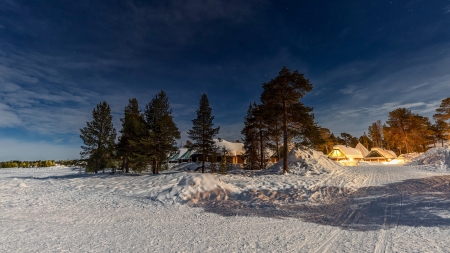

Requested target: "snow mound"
[
  {"left": 155, "top": 174, "right": 237, "bottom": 203},
  {"left": 399, "top": 152, "right": 422, "bottom": 163},
  {"left": 408, "top": 147, "right": 450, "bottom": 172},
  {"left": 266, "top": 147, "right": 341, "bottom": 175}
]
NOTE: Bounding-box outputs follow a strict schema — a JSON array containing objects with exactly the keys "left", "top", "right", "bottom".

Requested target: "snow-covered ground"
[{"left": 2, "top": 148, "right": 450, "bottom": 252}]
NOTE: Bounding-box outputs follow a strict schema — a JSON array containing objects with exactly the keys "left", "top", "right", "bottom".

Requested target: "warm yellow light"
[{"left": 349, "top": 158, "right": 354, "bottom": 161}]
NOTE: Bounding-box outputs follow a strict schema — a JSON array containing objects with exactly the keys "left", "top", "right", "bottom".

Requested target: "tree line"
[
  {"left": 79, "top": 65, "right": 450, "bottom": 174},
  {"left": 0, "top": 160, "right": 56, "bottom": 168},
  {"left": 80, "top": 91, "right": 220, "bottom": 174},
  {"left": 316, "top": 98, "right": 450, "bottom": 155}
]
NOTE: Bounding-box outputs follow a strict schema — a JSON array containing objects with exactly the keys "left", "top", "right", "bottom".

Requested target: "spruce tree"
[
  {"left": 368, "top": 120, "right": 384, "bottom": 148},
  {"left": 384, "top": 108, "right": 414, "bottom": 153},
  {"left": 431, "top": 120, "right": 449, "bottom": 147},
  {"left": 241, "top": 103, "right": 260, "bottom": 170},
  {"left": 80, "top": 101, "right": 117, "bottom": 173},
  {"left": 117, "top": 98, "right": 147, "bottom": 173},
  {"left": 265, "top": 109, "right": 283, "bottom": 162},
  {"left": 260, "top": 66, "right": 314, "bottom": 173},
  {"left": 187, "top": 93, "right": 220, "bottom": 173},
  {"left": 144, "top": 90, "right": 180, "bottom": 174},
  {"left": 219, "top": 147, "right": 229, "bottom": 174},
  {"left": 433, "top": 97, "right": 450, "bottom": 142},
  {"left": 434, "top": 97, "right": 450, "bottom": 122},
  {"left": 253, "top": 103, "right": 270, "bottom": 169}
]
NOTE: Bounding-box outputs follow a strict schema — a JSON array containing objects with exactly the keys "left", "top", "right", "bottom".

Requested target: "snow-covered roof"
[
  {"left": 355, "top": 143, "right": 369, "bottom": 157},
  {"left": 214, "top": 139, "right": 244, "bottom": 156},
  {"left": 169, "top": 148, "right": 189, "bottom": 161},
  {"left": 366, "top": 148, "right": 397, "bottom": 159},
  {"left": 330, "top": 145, "right": 364, "bottom": 159}
]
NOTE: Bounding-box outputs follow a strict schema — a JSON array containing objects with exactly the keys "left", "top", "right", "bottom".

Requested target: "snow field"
[{"left": 3, "top": 147, "right": 450, "bottom": 252}]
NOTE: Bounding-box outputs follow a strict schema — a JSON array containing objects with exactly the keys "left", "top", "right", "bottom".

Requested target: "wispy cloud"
[
  {"left": 0, "top": 103, "right": 22, "bottom": 127},
  {"left": 312, "top": 42, "right": 450, "bottom": 136},
  {"left": 0, "top": 45, "right": 142, "bottom": 137},
  {"left": 444, "top": 4, "right": 450, "bottom": 13}
]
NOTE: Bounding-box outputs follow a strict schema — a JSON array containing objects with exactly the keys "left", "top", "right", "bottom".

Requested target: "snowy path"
[{"left": 2, "top": 166, "right": 450, "bottom": 252}]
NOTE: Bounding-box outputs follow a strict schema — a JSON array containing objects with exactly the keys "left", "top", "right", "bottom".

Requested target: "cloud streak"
[{"left": 312, "top": 42, "right": 450, "bottom": 135}]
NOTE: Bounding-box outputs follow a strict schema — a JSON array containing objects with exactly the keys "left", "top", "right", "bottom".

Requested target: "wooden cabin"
[
  {"left": 328, "top": 145, "right": 364, "bottom": 162},
  {"left": 364, "top": 148, "right": 397, "bottom": 162}
]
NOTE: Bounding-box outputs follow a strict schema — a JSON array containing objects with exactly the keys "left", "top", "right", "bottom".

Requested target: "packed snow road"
[{"left": 1, "top": 165, "right": 450, "bottom": 252}]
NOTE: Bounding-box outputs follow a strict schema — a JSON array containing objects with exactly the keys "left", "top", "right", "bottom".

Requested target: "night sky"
[{"left": 1, "top": 0, "right": 450, "bottom": 160}]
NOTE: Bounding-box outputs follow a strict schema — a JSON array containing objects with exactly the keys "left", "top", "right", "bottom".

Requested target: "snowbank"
[
  {"left": 399, "top": 152, "right": 422, "bottom": 163},
  {"left": 156, "top": 174, "right": 237, "bottom": 203},
  {"left": 266, "top": 147, "right": 341, "bottom": 175},
  {"left": 408, "top": 146, "right": 450, "bottom": 172}
]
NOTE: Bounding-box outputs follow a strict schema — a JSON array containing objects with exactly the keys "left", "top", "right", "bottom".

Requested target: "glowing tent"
[
  {"left": 327, "top": 145, "right": 364, "bottom": 162},
  {"left": 364, "top": 148, "right": 397, "bottom": 162}
]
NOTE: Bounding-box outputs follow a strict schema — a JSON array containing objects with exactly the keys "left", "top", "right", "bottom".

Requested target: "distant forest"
[
  {"left": 77, "top": 67, "right": 450, "bottom": 174},
  {"left": 0, "top": 159, "right": 84, "bottom": 168}
]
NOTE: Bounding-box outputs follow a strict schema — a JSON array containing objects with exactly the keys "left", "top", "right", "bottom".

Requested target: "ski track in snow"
[{"left": 2, "top": 165, "right": 450, "bottom": 252}]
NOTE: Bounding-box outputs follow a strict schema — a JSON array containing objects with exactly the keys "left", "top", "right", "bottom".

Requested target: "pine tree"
[
  {"left": 358, "top": 132, "right": 372, "bottom": 150},
  {"left": 80, "top": 101, "right": 117, "bottom": 173},
  {"left": 219, "top": 147, "right": 229, "bottom": 174},
  {"left": 187, "top": 94, "right": 220, "bottom": 173},
  {"left": 434, "top": 97, "right": 450, "bottom": 122},
  {"left": 433, "top": 97, "right": 450, "bottom": 142},
  {"left": 144, "top": 90, "right": 180, "bottom": 174},
  {"left": 117, "top": 98, "right": 147, "bottom": 173},
  {"left": 384, "top": 108, "right": 414, "bottom": 153},
  {"left": 241, "top": 103, "right": 260, "bottom": 170},
  {"left": 340, "top": 133, "right": 352, "bottom": 146},
  {"left": 266, "top": 110, "right": 283, "bottom": 162},
  {"left": 368, "top": 120, "right": 383, "bottom": 148},
  {"left": 260, "top": 66, "right": 314, "bottom": 173},
  {"left": 431, "top": 120, "right": 449, "bottom": 147}
]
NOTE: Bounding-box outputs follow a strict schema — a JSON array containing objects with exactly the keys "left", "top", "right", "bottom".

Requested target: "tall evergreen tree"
[
  {"left": 384, "top": 108, "right": 414, "bottom": 153},
  {"left": 117, "top": 98, "right": 147, "bottom": 173},
  {"left": 431, "top": 120, "right": 449, "bottom": 147},
  {"left": 368, "top": 120, "right": 383, "bottom": 148},
  {"left": 253, "top": 103, "right": 270, "bottom": 169},
  {"left": 144, "top": 90, "right": 180, "bottom": 174},
  {"left": 359, "top": 132, "right": 372, "bottom": 150},
  {"left": 260, "top": 66, "right": 314, "bottom": 173},
  {"left": 433, "top": 97, "right": 450, "bottom": 122},
  {"left": 80, "top": 101, "right": 117, "bottom": 173},
  {"left": 187, "top": 93, "right": 220, "bottom": 173},
  {"left": 340, "top": 133, "right": 352, "bottom": 146},
  {"left": 266, "top": 110, "right": 283, "bottom": 162},
  {"left": 241, "top": 103, "right": 259, "bottom": 170},
  {"left": 409, "top": 115, "right": 434, "bottom": 152},
  {"left": 433, "top": 97, "right": 450, "bottom": 142},
  {"left": 316, "top": 128, "right": 335, "bottom": 154}
]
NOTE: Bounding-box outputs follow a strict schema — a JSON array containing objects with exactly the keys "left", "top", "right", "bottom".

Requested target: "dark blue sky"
[{"left": 1, "top": 0, "right": 449, "bottom": 160}]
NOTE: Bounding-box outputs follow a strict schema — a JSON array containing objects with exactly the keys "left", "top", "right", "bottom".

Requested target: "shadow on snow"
[{"left": 190, "top": 175, "right": 450, "bottom": 231}]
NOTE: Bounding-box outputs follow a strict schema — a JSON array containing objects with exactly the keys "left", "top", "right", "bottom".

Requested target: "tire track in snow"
[{"left": 310, "top": 209, "right": 357, "bottom": 253}]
